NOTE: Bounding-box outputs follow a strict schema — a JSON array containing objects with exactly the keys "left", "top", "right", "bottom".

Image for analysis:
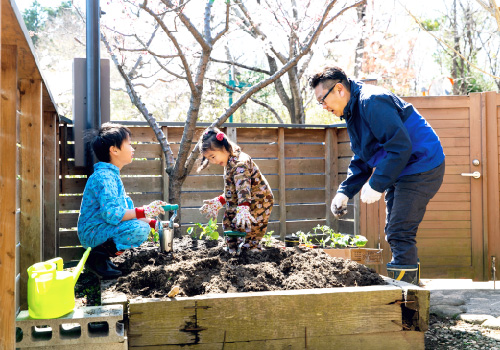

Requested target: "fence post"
[
  {"left": 278, "top": 127, "right": 286, "bottom": 240},
  {"left": 19, "top": 78, "right": 43, "bottom": 309},
  {"left": 325, "top": 128, "right": 339, "bottom": 232},
  {"left": 43, "top": 111, "right": 58, "bottom": 260}
]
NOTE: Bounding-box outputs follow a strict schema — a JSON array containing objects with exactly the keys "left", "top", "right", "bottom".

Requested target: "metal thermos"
[
  {"left": 160, "top": 226, "right": 174, "bottom": 252},
  {"left": 159, "top": 204, "right": 179, "bottom": 252}
]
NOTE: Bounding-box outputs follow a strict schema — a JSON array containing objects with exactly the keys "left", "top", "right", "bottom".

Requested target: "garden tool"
[
  {"left": 159, "top": 204, "right": 179, "bottom": 252},
  {"left": 27, "top": 247, "right": 91, "bottom": 319},
  {"left": 223, "top": 230, "right": 247, "bottom": 254}
]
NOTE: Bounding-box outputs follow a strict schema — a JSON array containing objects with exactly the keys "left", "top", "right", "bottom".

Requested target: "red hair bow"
[{"left": 216, "top": 132, "right": 225, "bottom": 141}]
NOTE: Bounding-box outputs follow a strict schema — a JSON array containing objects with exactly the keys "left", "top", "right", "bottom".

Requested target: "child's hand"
[
  {"left": 233, "top": 205, "right": 257, "bottom": 230},
  {"left": 144, "top": 200, "right": 167, "bottom": 218},
  {"left": 199, "top": 196, "right": 224, "bottom": 219}
]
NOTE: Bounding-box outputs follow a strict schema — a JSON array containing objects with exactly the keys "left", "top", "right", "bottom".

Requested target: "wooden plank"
[
  {"left": 239, "top": 143, "right": 278, "bottom": 158},
  {"left": 59, "top": 212, "right": 78, "bottom": 229},
  {"left": 285, "top": 204, "right": 326, "bottom": 221},
  {"left": 337, "top": 128, "right": 349, "bottom": 142},
  {"left": 286, "top": 174, "right": 325, "bottom": 188},
  {"left": 0, "top": 43, "right": 17, "bottom": 349},
  {"left": 427, "top": 119, "right": 469, "bottom": 128},
  {"left": 423, "top": 211, "right": 471, "bottom": 221},
  {"left": 63, "top": 175, "right": 163, "bottom": 194},
  {"left": 469, "top": 93, "right": 485, "bottom": 280},
  {"left": 440, "top": 137, "right": 470, "bottom": 147},
  {"left": 443, "top": 147, "right": 470, "bottom": 156},
  {"left": 19, "top": 78, "right": 43, "bottom": 309},
  {"left": 278, "top": 128, "right": 286, "bottom": 240},
  {"left": 43, "top": 111, "right": 58, "bottom": 260},
  {"left": 438, "top": 183, "right": 470, "bottom": 193},
  {"left": 285, "top": 189, "right": 325, "bottom": 204},
  {"left": 128, "top": 286, "right": 403, "bottom": 347},
  {"left": 420, "top": 256, "right": 472, "bottom": 267},
  {"left": 419, "top": 220, "right": 470, "bottom": 229},
  {"left": 59, "top": 195, "right": 83, "bottom": 211},
  {"left": 59, "top": 230, "right": 80, "bottom": 247},
  {"left": 286, "top": 219, "right": 326, "bottom": 233},
  {"left": 337, "top": 142, "right": 352, "bottom": 157},
  {"left": 59, "top": 246, "right": 85, "bottom": 262},
  {"left": 284, "top": 128, "right": 327, "bottom": 142},
  {"left": 285, "top": 158, "right": 324, "bottom": 174},
  {"left": 284, "top": 143, "right": 324, "bottom": 158},
  {"left": 484, "top": 92, "right": 500, "bottom": 279},
  {"left": 236, "top": 127, "right": 278, "bottom": 143},
  {"left": 426, "top": 201, "right": 470, "bottom": 211},
  {"left": 436, "top": 128, "right": 469, "bottom": 138},
  {"left": 432, "top": 192, "right": 470, "bottom": 201},
  {"left": 131, "top": 331, "right": 424, "bottom": 350},
  {"left": 422, "top": 266, "right": 474, "bottom": 279},
  {"left": 418, "top": 228, "right": 470, "bottom": 238},
  {"left": 418, "top": 107, "right": 470, "bottom": 120},
  {"left": 405, "top": 95, "right": 470, "bottom": 108}
]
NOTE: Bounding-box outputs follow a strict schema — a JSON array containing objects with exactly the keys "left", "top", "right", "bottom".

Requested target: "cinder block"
[{"left": 16, "top": 305, "right": 126, "bottom": 349}]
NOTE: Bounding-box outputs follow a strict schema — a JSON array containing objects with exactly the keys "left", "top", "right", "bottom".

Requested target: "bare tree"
[
  {"left": 100, "top": 0, "right": 364, "bottom": 233},
  {"left": 215, "top": 0, "right": 366, "bottom": 124}
]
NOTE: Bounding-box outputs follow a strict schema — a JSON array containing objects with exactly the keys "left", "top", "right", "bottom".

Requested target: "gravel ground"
[{"left": 426, "top": 314, "right": 500, "bottom": 349}]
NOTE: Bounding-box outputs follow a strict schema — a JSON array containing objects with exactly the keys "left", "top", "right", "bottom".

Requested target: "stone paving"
[{"left": 423, "top": 279, "right": 500, "bottom": 330}]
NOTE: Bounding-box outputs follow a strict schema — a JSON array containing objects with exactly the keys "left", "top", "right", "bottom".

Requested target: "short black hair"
[
  {"left": 86, "top": 122, "right": 131, "bottom": 162},
  {"left": 309, "top": 66, "right": 350, "bottom": 91}
]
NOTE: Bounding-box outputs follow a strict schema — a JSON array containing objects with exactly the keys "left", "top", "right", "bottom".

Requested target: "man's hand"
[
  {"left": 360, "top": 183, "right": 383, "bottom": 204},
  {"left": 199, "top": 196, "right": 224, "bottom": 219},
  {"left": 331, "top": 193, "right": 349, "bottom": 218},
  {"left": 233, "top": 205, "right": 257, "bottom": 230}
]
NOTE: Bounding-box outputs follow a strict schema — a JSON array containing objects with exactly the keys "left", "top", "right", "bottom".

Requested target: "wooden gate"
[{"left": 361, "top": 93, "right": 500, "bottom": 281}]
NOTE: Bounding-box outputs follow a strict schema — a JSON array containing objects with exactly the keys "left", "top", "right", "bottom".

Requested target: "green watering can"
[{"left": 27, "top": 247, "right": 91, "bottom": 319}]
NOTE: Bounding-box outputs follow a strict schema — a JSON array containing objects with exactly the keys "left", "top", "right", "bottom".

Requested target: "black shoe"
[
  {"left": 86, "top": 250, "right": 122, "bottom": 279},
  {"left": 94, "top": 239, "right": 119, "bottom": 257},
  {"left": 106, "top": 258, "right": 119, "bottom": 270}
]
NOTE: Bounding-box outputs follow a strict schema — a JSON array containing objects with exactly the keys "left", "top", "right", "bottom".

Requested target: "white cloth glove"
[
  {"left": 143, "top": 200, "right": 167, "bottom": 218},
  {"left": 233, "top": 205, "right": 257, "bottom": 230},
  {"left": 331, "top": 193, "right": 349, "bottom": 218},
  {"left": 199, "top": 197, "right": 224, "bottom": 219},
  {"left": 360, "top": 183, "right": 383, "bottom": 204}
]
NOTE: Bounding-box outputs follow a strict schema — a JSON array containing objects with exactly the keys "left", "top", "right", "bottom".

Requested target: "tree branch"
[
  {"left": 208, "top": 78, "right": 284, "bottom": 123},
  {"left": 209, "top": 57, "right": 271, "bottom": 75},
  {"left": 101, "top": 32, "right": 176, "bottom": 172},
  {"left": 212, "top": 1, "right": 231, "bottom": 43},
  {"left": 140, "top": 0, "right": 197, "bottom": 93},
  {"left": 184, "top": 0, "right": 341, "bottom": 172},
  {"left": 406, "top": 7, "right": 500, "bottom": 80},
  {"left": 118, "top": 47, "right": 179, "bottom": 59}
]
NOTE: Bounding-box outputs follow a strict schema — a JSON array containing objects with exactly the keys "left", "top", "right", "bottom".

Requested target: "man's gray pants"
[{"left": 384, "top": 161, "right": 445, "bottom": 265}]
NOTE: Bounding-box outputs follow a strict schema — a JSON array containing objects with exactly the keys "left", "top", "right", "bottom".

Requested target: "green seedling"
[
  {"left": 261, "top": 230, "right": 275, "bottom": 247},
  {"left": 148, "top": 227, "right": 159, "bottom": 243},
  {"left": 296, "top": 231, "right": 314, "bottom": 247},
  {"left": 351, "top": 235, "right": 368, "bottom": 247},
  {"left": 187, "top": 218, "right": 219, "bottom": 241}
]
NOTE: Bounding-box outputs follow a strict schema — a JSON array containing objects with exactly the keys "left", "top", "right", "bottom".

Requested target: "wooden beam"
[
  {"left": 278, "top": 127, "right": 286, "bottom": 239},
  {"left": 484, "top": 91, "right": 500, "bottom": 279},
  {"left": 19, "top": 78, "right": 43, "bottom": 308},
  {"left": 0, "top": 43, "right": 17, "bottom": 350},
  {"left": 469, "top": 93, "right": 485, "bottom": 281},
  {"left": 43, "top": 111, "right": 58, "bottom": 259}
]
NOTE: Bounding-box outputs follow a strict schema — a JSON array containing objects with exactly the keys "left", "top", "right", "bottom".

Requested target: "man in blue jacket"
[{"left": 309, "top": 67, "right": 445, "bottom": 285}]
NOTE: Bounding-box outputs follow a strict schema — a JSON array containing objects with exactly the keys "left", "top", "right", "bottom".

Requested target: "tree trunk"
[
  {"left": 168, "top": 177, "right": 184, "bottom": 237},
  {"left": 353, "top": 3, "right": 367, "bottom": 78}
]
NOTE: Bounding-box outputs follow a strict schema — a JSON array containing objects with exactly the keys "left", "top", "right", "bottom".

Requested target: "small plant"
[
  {"left": 351, "top": 235, "right": 368, "bottom": 247},
  {"left": 187, "top": 218, "right": 219, "bottom": 241},
  {"left": 261, "top": 230, "right": 275, "bottom": 247},
  {"left": 296, "top": 231, "right": 314, "bottom": 247},
  {"left": 308, "top": 225, "right": 368, "bottom": 248},
  {"left": 148, "top": 227, "right": 159, "bottom": 243}
]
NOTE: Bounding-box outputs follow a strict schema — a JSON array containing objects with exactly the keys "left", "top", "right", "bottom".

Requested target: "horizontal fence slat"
[{"left": 285, "top": 144, "right": 324, "bottom": 158}]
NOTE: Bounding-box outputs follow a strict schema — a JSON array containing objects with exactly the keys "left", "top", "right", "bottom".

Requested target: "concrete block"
[{"left": 16, "top": 305, "right": 125, "bottom": 348}]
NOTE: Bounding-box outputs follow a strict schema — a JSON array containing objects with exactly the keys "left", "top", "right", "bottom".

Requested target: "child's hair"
[
  {"left": 86, "top": 122, "right": 132, "bottom": 162},
  {"left": 197, "top": 127, "right": 238, "bottom": 172}
]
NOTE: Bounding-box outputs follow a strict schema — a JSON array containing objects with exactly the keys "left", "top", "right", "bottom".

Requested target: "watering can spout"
[{"left": 73, "top": 247, "right": 91, "bottom": 286}]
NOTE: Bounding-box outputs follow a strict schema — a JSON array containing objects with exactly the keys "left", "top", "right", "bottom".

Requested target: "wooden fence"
[{"left": 57, "top": 124, "right": 356, "bottom": 261}]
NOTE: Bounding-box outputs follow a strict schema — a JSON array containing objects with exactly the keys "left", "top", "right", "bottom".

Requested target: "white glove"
[
  {"left": 143, "top": 200, "right": 167, "bottom": 218},
  {"left": 199, "top": 196, "right": 224, "bottom": 219},
  {"left": 360, "top": 183, "right": 383, "bottom": 204},
  {"left": 331, "top": 193, "right": 349, "bottom": 218},
  {"left": 233, "top": 205, "right": 257, "bottom": 230}
]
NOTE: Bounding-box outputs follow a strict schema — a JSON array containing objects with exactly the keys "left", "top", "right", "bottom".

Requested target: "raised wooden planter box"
[
  {"left": 104, "top": 278, "right": 428, "bottom": 349},
  {"left": 322, "top": 247, "right": 384, "bottom": 265}
]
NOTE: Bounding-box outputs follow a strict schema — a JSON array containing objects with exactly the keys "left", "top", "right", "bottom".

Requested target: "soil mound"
[{"left": 110, "top": 237, "right": 385, "bottom": 299}]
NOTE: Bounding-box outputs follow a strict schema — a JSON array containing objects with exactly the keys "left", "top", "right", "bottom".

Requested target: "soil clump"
[{"left": 109, "top": 237, "right": 385, "bottom": 299}]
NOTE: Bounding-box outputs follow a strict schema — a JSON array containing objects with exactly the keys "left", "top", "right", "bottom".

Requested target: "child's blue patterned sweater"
[{"left": 77, "top": 162, "right": 150, "bottom": 250}]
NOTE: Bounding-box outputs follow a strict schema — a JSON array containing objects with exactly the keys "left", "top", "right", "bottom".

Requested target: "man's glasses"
[{"left": 317, "top": 83, "right": 338, "bottom": 106}]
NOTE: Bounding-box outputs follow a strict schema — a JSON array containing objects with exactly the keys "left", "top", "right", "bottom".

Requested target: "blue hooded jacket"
[{"left": 338, "top": 79, "right": 445, "bottom": 198}]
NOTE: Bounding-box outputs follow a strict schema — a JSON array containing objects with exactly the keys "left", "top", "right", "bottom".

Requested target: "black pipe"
[{"left": 86, "top": 0, "right": 101, "bottom": 170}]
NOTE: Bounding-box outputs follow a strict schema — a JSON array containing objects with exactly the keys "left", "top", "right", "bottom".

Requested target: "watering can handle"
[{"left": 44, "top": 257, "right": 63, "bottom": 271}]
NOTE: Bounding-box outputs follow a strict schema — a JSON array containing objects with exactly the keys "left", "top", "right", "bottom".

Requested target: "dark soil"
[{"left": 108, "top": 237, "right": 386, "bottom": 299}]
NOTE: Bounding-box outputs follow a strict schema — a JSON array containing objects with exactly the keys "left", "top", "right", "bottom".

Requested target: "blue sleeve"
[
  {"left": 90, "top": 174, "right": 127, "bottom": 225},
  {"left": 365, "top": 95, "right": 412, "bottom": 192},
  {"left": 125, "top": 196, "right": 134, "bottom": 209},
  {"left": 338, "top": 154, "right": 372, "bottom": 198}
]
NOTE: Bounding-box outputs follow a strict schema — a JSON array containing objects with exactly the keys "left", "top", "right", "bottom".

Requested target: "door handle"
[{"left": 461, "top": 171, "right": 481, "bottom": 179}]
